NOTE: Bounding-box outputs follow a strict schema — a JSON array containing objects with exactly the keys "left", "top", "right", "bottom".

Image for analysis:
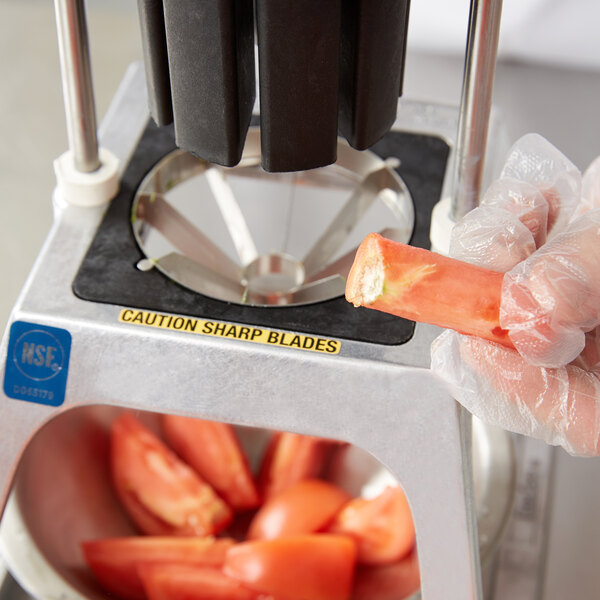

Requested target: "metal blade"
[
  {"left": 301, "top": 166, "right": 393, "bottom": 278},
  {"left": 136, "top": 193, "right": 241, "bottom": 282},
  {"left": 304, "top": 227, "right": 409, "bottom": 284},
  {"left": 290, "top": 275, "right": 346, "bottom": 304},
  {"left": 205, "top": 167, "right": 258, "bottom": 265},
  {"left": 155, "top": 252, "right": 246, "bottom": 303}
]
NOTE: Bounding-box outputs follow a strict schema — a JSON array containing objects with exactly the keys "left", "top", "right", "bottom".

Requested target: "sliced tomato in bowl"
[
  {"left": 138, "top": 564, "right": 263, "bottom": 600},
  {"left": 223, "top": 534, "right": 357, "bottom": 600},
  {"left": 258, "top": 432, "right": 338, "bottom": 500},
  {"left": 248, "top": 478, "right": 351, "bottom": 540},
  {"left": 81, "top": 536, "right": 235, "bottom": 600},
  {"left": 161, "top": 414, "right": 260, "bottom": 511},
  {"left": 110, "top": 413, "right": 232, "bottom": 536},
  {"left": 327, "top": 486, "right": 416, "bottom": 565}
]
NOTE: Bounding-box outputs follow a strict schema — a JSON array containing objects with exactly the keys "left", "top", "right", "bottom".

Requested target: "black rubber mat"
[{"left": 72, "top": 122, "right": 449, "bottom": 346}]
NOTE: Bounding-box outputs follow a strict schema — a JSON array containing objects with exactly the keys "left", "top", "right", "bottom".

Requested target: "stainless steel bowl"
[{"left": 0, "top": 406, "right": 514, "bottom": 599}]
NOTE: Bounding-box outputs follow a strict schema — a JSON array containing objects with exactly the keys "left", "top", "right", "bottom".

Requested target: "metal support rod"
[
  {"left": 451, "top": 0, "right": 503, "bottom": 221},
  {"left": 54, "top": 0, "right": 100, "bottom": 173}
]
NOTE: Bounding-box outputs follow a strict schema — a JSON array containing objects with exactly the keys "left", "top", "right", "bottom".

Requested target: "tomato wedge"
[
  {"left": 82, "top": 536, "right": 235, "bottom": 600},
  {"left": 258, "top": 432, "right": 337, "bottom": 500},
  {"left": 161, "top": 415, "right": 260, "bottom": 511},
  {"left": 248, "top": 478, "right": 351, "bottom": 540},
  {"left": 352, "top": 552, "right": 420, "bottom": 600},
  {"left": 223, "top": 534, "right": 357, "bottom": 600},
  {"left": 327, "top": 486, "right": 415, "bottom": 565},
  {"left": 110, "top": 413, "right": 232, "bottom": 536},
  {"left": 138, "top": 564, "right": 260, "bottom": 600}
]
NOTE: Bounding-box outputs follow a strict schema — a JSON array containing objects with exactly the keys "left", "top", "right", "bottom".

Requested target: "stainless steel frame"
[
  {"left": 451, "top": 0, "right": 503, "bottom": 220},
  {"left": 0, "top": 63, "right": 484, "bottom": 599},
  {"left": 54, "top": 0, "right": 100, "bottom": 173}
]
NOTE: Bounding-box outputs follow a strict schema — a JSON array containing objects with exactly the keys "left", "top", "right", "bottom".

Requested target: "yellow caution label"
[{"left": 118, "top": 309, "right": 341, "bottom": 354}]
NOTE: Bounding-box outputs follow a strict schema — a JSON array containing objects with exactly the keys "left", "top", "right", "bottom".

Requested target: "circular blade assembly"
[{"left": 132, "top": 128, "right": 414, "bottom": 307}]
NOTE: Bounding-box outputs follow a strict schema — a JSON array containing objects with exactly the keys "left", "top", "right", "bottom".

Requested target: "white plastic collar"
[
  {"left": 430, "top": 196, "right": 455, "bottom": 256},
  {"left": 53, "top": 147, "right": 119, "bottom": 208}
]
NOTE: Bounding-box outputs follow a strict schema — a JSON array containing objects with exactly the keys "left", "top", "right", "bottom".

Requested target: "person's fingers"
[
  {"left": 480, "top": 178, "right": 550, "bottom": 248},
  {"left": 448, "top": 135, "right": 582, "bottom": 271},
  {"left": 572, "top": 155, "right": 600, "bottom": 220},
  {"left": 574, "top": 328, "right": 600, "bottom": 372},
  {"left": 449, "top": 206, "right": 535, "bottom": 272},
  {"left": 499, "top": 133, "right": 581, "bottom": 237},
  {"left": 431, "top": 330, "right": 600, "bottom": 457},
  {"left": 502, "top": 209, "right": 600, "bottom": 367}
]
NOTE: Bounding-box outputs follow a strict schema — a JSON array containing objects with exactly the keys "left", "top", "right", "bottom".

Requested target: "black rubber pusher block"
[
  {"left": 162, "top": 0, "right": 255, "bottom": 166},
  {"left": 137, "top": 0, "right": 173, "bottom": 126},
  {"left": 256, "top": 0, "right": 342, "bottom": 172},
  {"left": 339, "top": 0, "right": 410, "bottom": 150}
]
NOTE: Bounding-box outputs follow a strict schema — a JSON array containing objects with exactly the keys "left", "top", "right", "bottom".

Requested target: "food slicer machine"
[{"left": 0, "top": 1, "right": 524, "bottom": 599}]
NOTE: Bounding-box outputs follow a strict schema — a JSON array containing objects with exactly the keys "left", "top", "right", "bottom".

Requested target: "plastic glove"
[{"left": 431, "top": 134, "right": 600, "bottom": 456}]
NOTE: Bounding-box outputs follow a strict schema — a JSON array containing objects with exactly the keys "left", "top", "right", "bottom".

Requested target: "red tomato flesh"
[
  {"left": 162, "top": 415, "right": 260, "bottom": 511},
  {"left": 224, "top": 534, "right": 357, "bottom": 600},
  {"left": 328, "top": 486, "right": 415, "bottom": 565},
  {"left": 345, "top": 233, "right": 511, "bottom": 347},
  {"left": 81, "top": 536, "right": 235, "bottom": 600},
  {"left": 258, "top": 432, "right": 337, "bottom": 501},
  {"left": 110, "top": 413, "right": 232, "bottom": 536},
  {"left": 248, "top": 478, "right": 351, "bottom": 540},
  {"left": 139, "top": 564, "right": 260, "bottom": 600}
]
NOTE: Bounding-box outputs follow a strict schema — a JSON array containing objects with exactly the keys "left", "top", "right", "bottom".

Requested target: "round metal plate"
[{"left": 131, "top": 128, "right": 415, "bottom": 307}]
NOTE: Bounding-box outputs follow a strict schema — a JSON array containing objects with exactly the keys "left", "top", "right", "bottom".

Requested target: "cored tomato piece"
[
  {"left": 161, "top": 415, "right": 260, "bottom": 511},
  {"left": 327, "top": 486, "right": 415, "bottom": 565},
  {"left": 345, "top": 233, "right": 511, "bottom": 347},
  {"left": 352, "top": 552, "right": 420, "bottom": 600},
  {"left": 82, "top": 536, "right": 235, "bottom": 600},
  {"left": 223, "top": 534, "right": 357, "bottom": 600},
  {"left": 110, "top": 413, "right": 232, "bottom": 536},
  {"left": 258, "top": 432, "right": 338, "bottom": 500},
  {"left": 138, "top": 564, "right": 260, "bottom": 600},
  {"left": 248, "top": 478, "right": 351, "bottom": 540}
]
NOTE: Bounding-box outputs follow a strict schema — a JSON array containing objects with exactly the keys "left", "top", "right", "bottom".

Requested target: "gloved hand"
[{"left": 431, "top": 134, "right": 600, "bottom": 456}]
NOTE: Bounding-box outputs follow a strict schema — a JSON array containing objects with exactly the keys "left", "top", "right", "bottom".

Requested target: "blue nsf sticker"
[{"left": 3, "top": 321, "right": 72, "bottom": 407}]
